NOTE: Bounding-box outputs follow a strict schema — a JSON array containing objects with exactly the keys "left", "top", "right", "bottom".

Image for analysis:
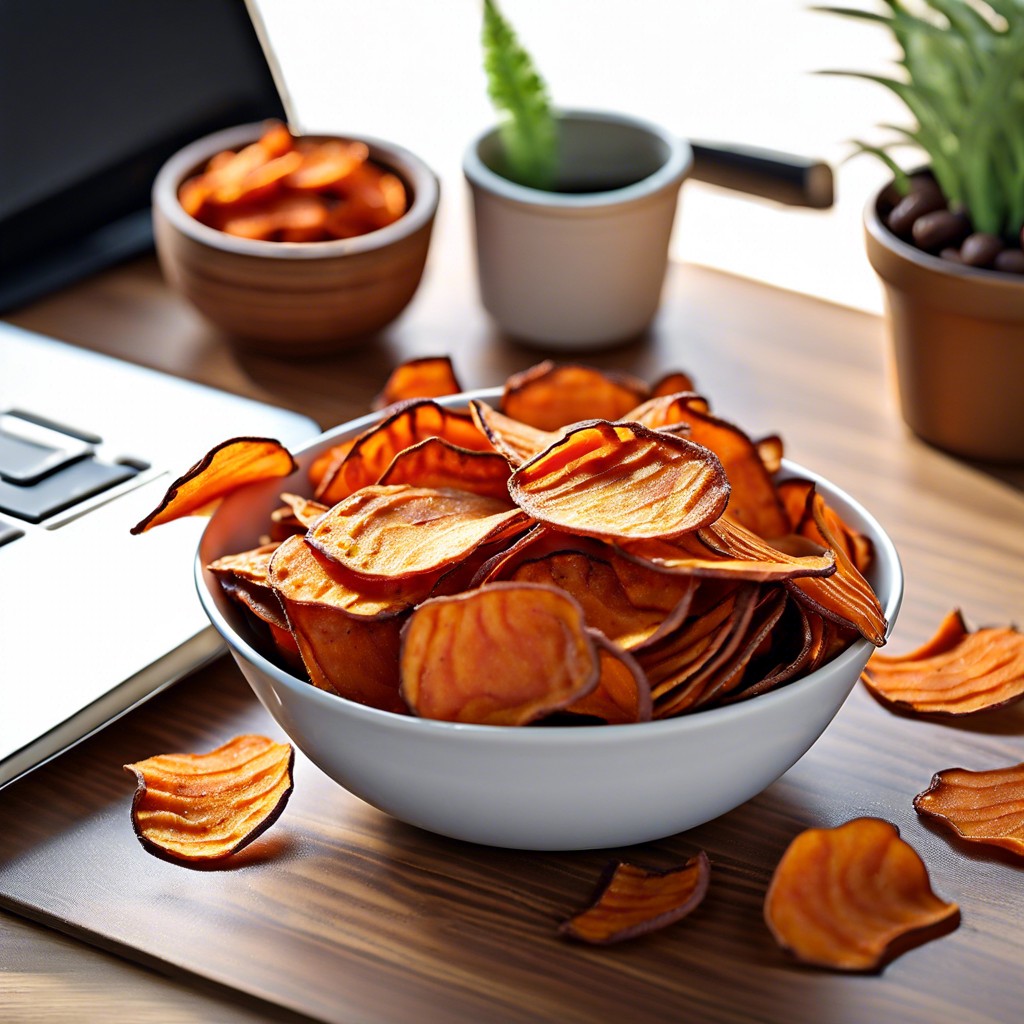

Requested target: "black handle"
[{"left": 688, "top": 141, "right": 834, "bottom": 209}]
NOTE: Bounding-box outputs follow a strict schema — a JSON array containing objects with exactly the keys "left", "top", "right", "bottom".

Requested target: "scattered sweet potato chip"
[
  {"left": 765, "top": 818, "right": 959, "bottom": 971},
  {"left": 124, "top": 735, "right": 294, "bottom": 864},
  {"left": 467, "top": 399, "right": 558, "bottom": 467},
  {"left": 508, "top": 420, "right": 730, "bottom": 542},
  {"left": 131, "top": 437, "right": 296, "bottom": 534},
  {"left": 372, "top": 356, "right": 463, "bottom": 410},
  {"left": 501, "top": 361, "right": 649, "bottom": 432},
  {"left": 308, "top": 485, "right": 527, "bottom": 580},
  {"left": 861, "top": 609, "right": 1024, "bottom": 714},
  {"left": 914, "top": 762, "right": 1024, "bottom": 857},
  {"left": 559, "top": 853, "right": 710, "bottom": 944},
  {"left": 399, "top": 583, "right": 599, "bottom": 725},
  {"left": 377, "top": 437, "right": 512, "bottom": 499},
  {"left": 315, "top": 400, "right": 491, "bottom": 504}
]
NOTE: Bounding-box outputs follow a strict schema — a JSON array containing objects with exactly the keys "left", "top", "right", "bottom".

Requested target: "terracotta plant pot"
[{"left": 865, "top": 180, "right": 1024, "bottom": 464}]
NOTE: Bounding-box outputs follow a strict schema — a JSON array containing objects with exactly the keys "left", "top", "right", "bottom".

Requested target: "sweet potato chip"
[
  {"left": 764, "top": 818, "right": 959, "bottom": 971},
  {"left": 399, "top": 583, "right": 599, "bottom": 725},
  {"left": 124, "top": 735, "right": 294, "bottom": 864},
  {"left": 559, "top": 853, "right": 710, "bottom": 944},
  {"left": 914, "top": 762, "right": 1024, "bottom": 857},
  {"left": 621, "top": 392, "right": 708, "bottom": 432},
  {"left": 372, "top": 356, "right": 463, "bottom": 410},
  {"left": 131, "top": 437, "right": 296, "bottom": 534},
  {"left": 467, "top": 400, "right": 557, "bottom": 467},
  {"left": 269, "top": 493, "right": 329, "bottom": 539},
  {"left": 778, "top": 478, "right": 873, "bottom": 575},
  {"left": 308, "top": 485, "right": 527, "bottom": 581},
  {"left": 647, "top": 397, "right": 788, "bottom": 538},
  {"left": 281, "top": 600, "right": 406, "bottom": 712},
  {"left": 861, "top": 610, "right": 1024, "bottom": 714},
  {"left": 315, "top": 400, "right": 491, "bottom": 504},
  {"left": 502, "top": 549, "right": 696, "bottom": 652},
  {"left": 618, "top": 525, "right": 835, "bottom": 583},
  {"left": 565, "top": 633, "right": 652, "bottom": 724},
  {"left": 282, "top": 139, "right": 368, "bottom": 191},
  {"left": 377, "top": 437, "right": 512, "bottom": 500},
  {"left": 269, "top": 534, "right": 432, "bottom": 620},
  {"left": 650, "top": 370, "right": 697, "bottom": 398},
  {"left": 501, "top": 361, "right": 649, "bottom": 432},
  {"left": 508, "top": 421, "right": 730, "bottom": 542}
]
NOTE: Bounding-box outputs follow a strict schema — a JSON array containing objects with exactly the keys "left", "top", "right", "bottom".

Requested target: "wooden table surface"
[{"left": 2, "top": 230, "right": 1023, "bottom": 1023}]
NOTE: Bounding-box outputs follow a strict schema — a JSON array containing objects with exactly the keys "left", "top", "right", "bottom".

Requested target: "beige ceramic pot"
[
  {"left": 865, "top": 181, "right": 1024, "bottom": 464},
  {"left": 153, "top": 123, "right": 439, "bottom": 356},
  {"left": 464, "top": 110, "right": 692, "bottom": 351}
]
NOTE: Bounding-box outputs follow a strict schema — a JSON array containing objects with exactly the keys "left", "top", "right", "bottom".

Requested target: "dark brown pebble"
[
  {"left": 939, "top": 247, "right": 964, "bottom": 264},
  {"left": 993, "top": 248, "right": 1024, "bottom": 275},
  {"left": 912, "top": 210, "right": 972, "bottom": 252},
  {"left": 888, "top": 190, "right": 946, "bottom": 237},
  {"left": 960, "top": 233, "right": 1004, "bottom": 268}
]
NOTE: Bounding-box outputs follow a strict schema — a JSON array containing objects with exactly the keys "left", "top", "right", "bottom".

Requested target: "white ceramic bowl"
[{"left": 196, "top": 389, "right": 903, "bottom": 850}]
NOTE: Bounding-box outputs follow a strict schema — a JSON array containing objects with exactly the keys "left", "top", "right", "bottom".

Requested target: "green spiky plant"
[
  {"left": 818, "top": 0, "right": 1024, "bottom": 239},
  {"left": 480, "top": 0, "right": 558, "bottom": 190}
]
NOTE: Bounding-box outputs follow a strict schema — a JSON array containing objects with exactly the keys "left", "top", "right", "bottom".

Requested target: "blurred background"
[{"left": 252, "top": 0, "right": 907, "bottom": 313}]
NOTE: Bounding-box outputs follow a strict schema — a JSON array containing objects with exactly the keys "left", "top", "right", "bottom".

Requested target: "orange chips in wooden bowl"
[
  {"left": 124, "top": 735, "right": 294, "bottom": 864},
  {"left": 765, "top": 818, "right": 959, "bottom": 971},
  {"left": 178, "top": 122, "right": 408, "bottom": 243},
  {"left": 135, "top": 358, "right": 889, "bottom": 728}
]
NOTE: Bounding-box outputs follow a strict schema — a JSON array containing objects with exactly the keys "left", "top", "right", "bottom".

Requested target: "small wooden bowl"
[{"left": 153, "top": 123, "right": 439, "bottom": 356}]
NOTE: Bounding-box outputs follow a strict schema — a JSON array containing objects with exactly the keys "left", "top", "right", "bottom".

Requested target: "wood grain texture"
[{"left": 3, "top": 249, "right": 1024, "bottom": 1024}]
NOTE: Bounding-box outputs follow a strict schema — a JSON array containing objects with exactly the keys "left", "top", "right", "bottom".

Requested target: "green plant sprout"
[
  {"left": 817, "top": 0, "right": 1024, "bottom": 237},
  {"left": 481, "top": 0, "right": 558, "bottom": 190}
]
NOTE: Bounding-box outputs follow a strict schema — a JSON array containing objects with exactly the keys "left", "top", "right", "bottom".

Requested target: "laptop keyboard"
[{"left": 0, "top": 410, "right": 147, "bottom": 526}]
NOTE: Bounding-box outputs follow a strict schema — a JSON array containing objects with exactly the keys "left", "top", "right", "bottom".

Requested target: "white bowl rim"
[
  {"left": 195, "top": 386, "right": 904, "bottom": 746},
  {"left": 462, "top": 107, "right": 693, "bottom": 210},
  {"left": 153, "top": 121, "right": 440, "bottom": 260}
]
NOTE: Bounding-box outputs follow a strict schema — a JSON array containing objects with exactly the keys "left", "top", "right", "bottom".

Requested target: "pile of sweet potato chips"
[
  {"left": 134, "top": 356, "right": 889, "bottom": 727},
  {"left": 178, "top": 121, "right": 407, "bottom": 242}
]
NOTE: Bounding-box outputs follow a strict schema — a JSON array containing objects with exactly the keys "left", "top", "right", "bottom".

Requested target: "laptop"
[
  {"left": 0, "top": 324, "right": 318, "bottom": 788},
  {"left": 0, "top": 1, "right": 318, "bottom": 786}
]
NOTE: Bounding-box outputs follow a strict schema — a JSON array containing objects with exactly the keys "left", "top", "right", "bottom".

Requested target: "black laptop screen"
[{"left": 0, "top": 0, "right": 285, "bottom": 281}]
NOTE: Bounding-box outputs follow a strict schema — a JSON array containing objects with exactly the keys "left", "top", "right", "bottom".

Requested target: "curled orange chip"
[
  {"left": 269, "top": 492, "right": 329, "bottom": 538},
  {"left": 131, "top": 437, "right": 296, "bottom": 534},
  {"left": 501, "top": 361, "right": 649, "bottom": 432},
  {"left": 124, "top": 735, "right": 294, "bottom": 864},
  {"left": 861, "top": 609, "right": 1024, "bottom": 714},
  {"left": 315, "top": 400, "right": 491, "bottom": 504},
  {"left": 565, "top": 634, "right": 652, "bottom": 724},
  {"left": 559, "top": 853, "right": 710, "bottom": 944},
  {"left": 378, "top": 437, "right": 512, "bottom": 500},
  {"left": 372, "top": 356, "right": 463, "bottom": 410},
  {"left": 308, "top": 485, "right": 527, "bottom": 581},
  {"left": 399, "top": 582, "right": 600, "bottom": 725},
  {"left": 502, "top": 549, "right": 696, "bottom": 652},
  {"left": 508, "top": 421, "right": 730, "bottom": 542},
  {"left": 468, "top": 400, "right": 557, "bottom": 466},
  {"left": 914, "top": 762, "right": 1024, "bottom": 857},
  {"left": 650, "top": 370, "right": 697, "bottom": 398},
  {"left": 764, "top": 818, "right": 959, "bottom": 971}
]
